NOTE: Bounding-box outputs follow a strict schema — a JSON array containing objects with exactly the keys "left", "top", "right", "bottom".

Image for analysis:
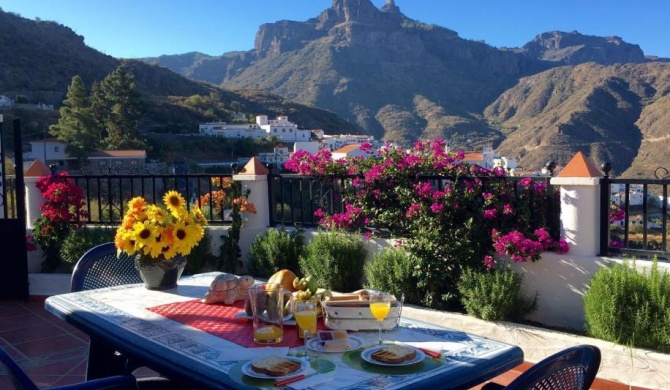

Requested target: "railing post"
[
  {"left": 234, "top": 158, "right": 270, "bottom": 265},
  {"left": 23, "top": 159, "right": 52, "bottom": 229},
  {"left": 550, "top": 152, "right": 602, "bottom": 256},
  {"left": 599, "top": 163, "right": 611, "bottom": 256}
]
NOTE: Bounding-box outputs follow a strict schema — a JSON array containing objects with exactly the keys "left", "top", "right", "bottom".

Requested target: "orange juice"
[
  {"left": 369, "top": 301, "right": 391, "bottom": 321},
  {"left": 294, "top": 310, "right": 317, "bottom": 337},
  {"left": 253, "top": 325, "right": 283, "bottom": 344}
]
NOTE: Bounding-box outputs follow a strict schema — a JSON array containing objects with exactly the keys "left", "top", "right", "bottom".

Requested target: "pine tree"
[
  {"left": 48, "top": 76, "right": 98, "bottom": 161},
  {"left": 99, "top": 66, "right": 146, "bottom": 150}
]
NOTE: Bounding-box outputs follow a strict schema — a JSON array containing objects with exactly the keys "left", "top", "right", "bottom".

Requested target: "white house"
[
  {"left": 0, "top": 95, "right": 12, "bottom": 108},
  {"left": 199, "top": 121, "right": 266, "bottom": 138},
  {"left": 199, "top": 115, "right": 312, "bottom": 142},
  {"left": 87, "top": 150, "right": 147, "bottom": 170},
  {"left": 256, "top": 115, "right": 312, "bottom": 142},
  {"left": 462, "top": 147, "right": 495, "bottom": 169},
  {"left": 321, "top": 134, "right": 375, "bottom": 151},
  {"left": 24, "top": 139, "right": 73, "bottom": 166},
  {"left": 331, "top": 144, "right": 371, "bottom": 160},
  {"left": 258, "top": 145, "right": 290, "bottom": 165}
]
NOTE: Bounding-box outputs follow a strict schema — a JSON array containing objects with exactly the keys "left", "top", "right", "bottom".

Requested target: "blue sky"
[{"left": 1, "top": 0, "right": 668, "bottom": 59}]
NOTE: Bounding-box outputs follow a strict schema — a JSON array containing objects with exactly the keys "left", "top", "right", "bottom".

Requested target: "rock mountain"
[
  {"left": 0, "top": 9, "right": 358, "bottom": 139},
  {"left": 144, "top": 0, "right": 670, "bottom": 177}
]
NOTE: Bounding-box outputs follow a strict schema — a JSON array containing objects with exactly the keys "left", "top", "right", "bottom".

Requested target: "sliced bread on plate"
[
  {"left": 371, "top": 345, "right": 417, "bottom": 364},
  {"left": 250, "top": 356, "right": 301, "bottom": 376}
]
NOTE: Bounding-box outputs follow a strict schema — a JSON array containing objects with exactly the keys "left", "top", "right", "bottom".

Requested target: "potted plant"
[{"left": 114, "top": 190, "right": 207, "bottom": 289}]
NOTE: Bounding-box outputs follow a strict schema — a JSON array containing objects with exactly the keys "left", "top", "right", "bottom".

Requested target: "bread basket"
[{"left": 321, "top": 290, "right": 403, "bottom": 331}]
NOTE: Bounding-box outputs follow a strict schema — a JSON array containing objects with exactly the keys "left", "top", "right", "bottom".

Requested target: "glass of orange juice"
[
  {"left": 249, "top": 283, "right": 286, "bottom": 345},
  {"left": 369, "top": 292, "right": 392, "bottom": 345},
  {"left": 293, "top": 300, "right": 317, "bottom": 359}
]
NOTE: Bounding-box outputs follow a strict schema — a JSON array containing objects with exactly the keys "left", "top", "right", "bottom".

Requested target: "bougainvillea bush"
[
  {"left": 29, "top": 172, "right": 88, "bottom": 272},
  {"left": 284, "top": 140, "right": 568, "bottom": 310}
]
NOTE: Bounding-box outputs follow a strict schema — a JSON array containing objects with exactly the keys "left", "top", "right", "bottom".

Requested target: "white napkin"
[
  {"left": 218, "top": 346, "right": 290, "bottom": 362},
  {"left": 288, "top": 367, "right": 335, "bottom": 390},
  {"left": 401, "top": 341, "right": 466, "bottom": 354}
]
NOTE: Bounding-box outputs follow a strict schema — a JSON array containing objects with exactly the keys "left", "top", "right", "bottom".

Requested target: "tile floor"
[{"left": 0, "top": 298, "right": 650, "bottom": 389}]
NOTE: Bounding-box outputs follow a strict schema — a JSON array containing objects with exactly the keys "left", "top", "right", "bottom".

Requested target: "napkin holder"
[{"left": 321, "top": 292, "right": 402, "bottom": 331}]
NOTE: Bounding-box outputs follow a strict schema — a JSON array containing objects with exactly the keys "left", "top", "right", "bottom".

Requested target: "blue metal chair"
[
  {"left": 71, "top": 242, "right": 142, "bottom": 293},
  {"left": 0, "top": 346, "right": 137, "bottom": 390},
  {"left": 69, "top": 243, "right": 188, "bottom": 389},
  {"left": 482, "top": 345, "right": 602, "bottom": 390}
]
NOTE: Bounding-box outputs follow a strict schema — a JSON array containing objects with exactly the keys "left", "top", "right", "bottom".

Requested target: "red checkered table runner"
[{"left": 147, "top": 299, "right": 323, "bottom": 348}]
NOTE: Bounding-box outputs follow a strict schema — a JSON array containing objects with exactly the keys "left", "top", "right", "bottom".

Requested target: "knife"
[
  {"left": 417, "top": 347, "right": 443, "bottom": 358},
  {"left": 274, "top": 366, "right": 335, "bottom": 387}
]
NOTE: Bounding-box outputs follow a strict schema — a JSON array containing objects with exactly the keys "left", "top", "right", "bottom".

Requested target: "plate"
[
  {"left": 241, "top": 356, "right": 310, "bottom": 379},
  {"left": 307, "top": 335, "right": 364, "bottom": 353},
  {"left": 360, "top": 345, "right": 426, "bottom": 366}
]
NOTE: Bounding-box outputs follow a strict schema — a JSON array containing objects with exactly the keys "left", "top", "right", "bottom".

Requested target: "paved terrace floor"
[{"left": 0, "top": 299, "right": 662, "bottom": 389}]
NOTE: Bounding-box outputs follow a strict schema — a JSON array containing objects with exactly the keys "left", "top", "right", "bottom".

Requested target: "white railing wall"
[{"left": 25, "top": 160, "right": 670, "bottom": 331}]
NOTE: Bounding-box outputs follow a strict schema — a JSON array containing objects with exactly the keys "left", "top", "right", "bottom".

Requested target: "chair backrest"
[
  {"left": 505, "top": 345, "right": 601, "bottom": 390},
  {"left": 0, "top": 347, "right": 39, "bottom": 390},
  {"left": 71, "top": 242, "right": 143, "bottom": 292}
]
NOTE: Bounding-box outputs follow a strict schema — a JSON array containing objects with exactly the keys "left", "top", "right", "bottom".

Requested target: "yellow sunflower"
[
  {"left": 132, "top": 221, "right": 160, "bottom": 250},
  {"left": 163, "top": 190, "right": 185, "bottom": 212}
]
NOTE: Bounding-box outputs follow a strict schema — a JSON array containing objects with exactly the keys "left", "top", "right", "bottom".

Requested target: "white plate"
[
  {"left": 241, "top": 356, "right": 310, "bottom": 379},
  {"left": 306, "top": 335, "right": 364, "bottom": 353},
  {"left": 360, "top": 345, "right": 426, "bottom": 366}
]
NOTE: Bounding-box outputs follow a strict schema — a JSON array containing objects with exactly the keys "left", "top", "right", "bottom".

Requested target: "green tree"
[
  {"left": 99, "top": 66, "right": 146, "bottom": 150},
  {"left": 89, "top": 81, "right": 109, "bottom": 144},
  {"left": 48, "top": 75, "right": 98, "bottom": 161}
]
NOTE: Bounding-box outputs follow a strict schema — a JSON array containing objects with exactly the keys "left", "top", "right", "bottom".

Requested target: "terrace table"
[{"left": 45, "top": 272, "right": 523, "bottom": 390}]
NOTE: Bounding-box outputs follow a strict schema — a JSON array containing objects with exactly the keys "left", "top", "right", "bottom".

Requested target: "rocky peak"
[
  {"left": 330, "top": 0, "right": 383, "bottom": 23},
  {"left": 380, "top": 0, "right": 401, "bottom": 14},
  {"left": 521, "top": 30, "right": 646, "bottom": 65}
]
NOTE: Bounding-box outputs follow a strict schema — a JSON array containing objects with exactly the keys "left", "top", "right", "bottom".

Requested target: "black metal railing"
[
  {"left": 65, "top": 173, "right": 235, "bottom": 225},
  {"left": 268, "top": 173, "right": 560, "bottom": 238},
  {"left": 1, "top": 176, "right": 18, "bottom": 219},
  {"left": 600, "top": 165, "right": 669, "bottom": 260}
]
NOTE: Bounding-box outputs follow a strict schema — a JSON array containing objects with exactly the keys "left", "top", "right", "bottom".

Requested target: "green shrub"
[
  {"left": 364, "top": 247, "right": 421, "bottom": 305},
  {"left": 457, "top": 267, "right": 537, "bottom": 321},
  {"left": 184, "top": 229, "right": 216, "bottom": 275},
  {"left": 299, "top": 230, "right": 366, "bottom": 292},
  {"left": 584, "top": 259, "right": 670, "bottom": 352},
  {"left": 59, "top": 227, "right": 116, "bottom": 265},
  {"left": 247, "top": 228, "right": 304, "bottom": 278}
]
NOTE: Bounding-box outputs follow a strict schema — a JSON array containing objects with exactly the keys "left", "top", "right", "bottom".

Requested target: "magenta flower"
[{"left": 483, "top": 209, "right": 497, "bottom": 219}]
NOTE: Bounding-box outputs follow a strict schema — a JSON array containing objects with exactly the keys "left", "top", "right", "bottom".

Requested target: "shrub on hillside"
[
  {"left": 457, "top": 267, "right": 537, "bottom": 321},
  {"left": 364, "top": 247, "right": 421, "bottom": 305},
  {"left": 299, "top": 230, "right": 366, "bottom": 292},
  {"left": 247, "top": 228, "right": 304, "bottom": 278},
  {"left": 584, "top": 259, "right": 670, "bottom": 352}
]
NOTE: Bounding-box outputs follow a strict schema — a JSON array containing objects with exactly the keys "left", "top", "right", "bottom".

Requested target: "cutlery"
[
  {"left": 274, "top": 366, "right": 335, "bottom": 387},
  {"left": 417, "top": 347, "right": 443, "bottom": 358}
]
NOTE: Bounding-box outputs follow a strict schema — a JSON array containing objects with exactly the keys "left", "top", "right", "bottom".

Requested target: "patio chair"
[
  {"left": 482, "top": 344, "right": 601, "bottom": 390},
  {"left": 70, "top": 244, "right": 188, "bottom": 389},
  {"left": 71, "top": 242, "right": 142, "bottom": 293},
  {"left": 0, "top": 346, "right": 137, "bottom": 390}
]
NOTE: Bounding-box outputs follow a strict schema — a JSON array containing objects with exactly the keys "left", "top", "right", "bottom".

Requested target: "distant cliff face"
[
  {"left": 520, "top": 31, "right": 647, "bottom": 65},
  {"left": 138, "top": 0, "right": 670, "bottom": 176}
]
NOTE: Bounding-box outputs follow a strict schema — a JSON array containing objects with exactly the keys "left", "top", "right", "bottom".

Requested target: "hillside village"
[{"left": 23, "top": 114, "right": 556, "bottom": 177}]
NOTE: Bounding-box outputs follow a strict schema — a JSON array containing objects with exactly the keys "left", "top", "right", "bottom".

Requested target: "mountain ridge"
[{"left": 141, "top": 0, "right": 669, "bottom": 177}]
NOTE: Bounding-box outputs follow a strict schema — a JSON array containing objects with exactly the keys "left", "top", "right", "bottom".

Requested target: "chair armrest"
[{"left": 50, "top": 375, "right": 137, "bottom": 390}]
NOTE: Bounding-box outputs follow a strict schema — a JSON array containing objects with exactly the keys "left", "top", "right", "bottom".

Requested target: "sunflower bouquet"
[{"left": 115, "top": 190, "right": 207, "bottom": 261}]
